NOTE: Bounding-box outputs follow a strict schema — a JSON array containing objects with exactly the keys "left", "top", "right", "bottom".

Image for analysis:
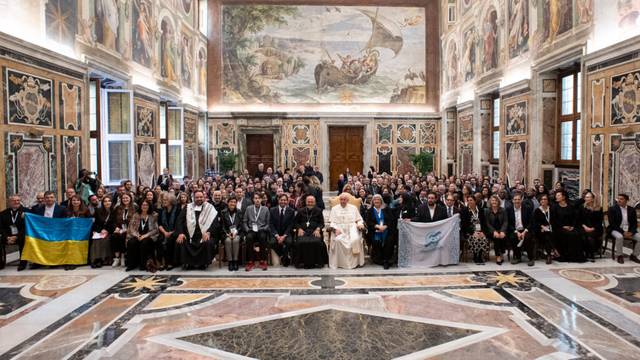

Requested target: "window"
[
  {"left": 89, "top": 80, "right": 100, "bottom": 175},
  {"left": 167, "top": 107, "right": 184, "bottom": 178},
  {"left": 557, "top": 70, "right": 581, "bottom": 163},
  {"left": 100, "top": 89, "right": 134, "bottom": 185},
  {"left": 198, "top": 0, "right": 208, "bottom": 35},
  {"left": 491, "top": 97, "right": 500, "bottom": 161},
  {"left": 448, "top": 3, "right": 457, "bottom": 23},
  {"left": 159, "top": 103, "right": 167, "bottom": 169}
]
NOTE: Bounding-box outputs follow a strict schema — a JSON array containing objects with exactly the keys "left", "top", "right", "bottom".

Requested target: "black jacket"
[
  {"left": 31, "top": 204, "right": 66, "bottom": 218},
  {"left": 506, "top": 204, "right": 534, "bottom": 234},
  {"left": 365, "top": 207, "right": 397, "bottom": 244},
  {"left": 607, "top": 204, "right": 638, "bottom": 234},
  {"left": 413, "top": 204, "right": 448, "bottom": 223},
  {"left": 460, "top": 206, "right": 486, "bottom": 237},
  {"left": 269, "top": 206, "right": 296, "bottom": 238},
  {"left": 0, "top": 206, "right": 26, "bottom": 243},
  {"left": 484, "top": 207, "right": 508, "bottom": 238}
]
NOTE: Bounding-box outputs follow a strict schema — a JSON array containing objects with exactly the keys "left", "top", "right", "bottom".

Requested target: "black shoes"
[
  {"left": 282, "top": 256, "right": 291, "bottom": 267},
  {"left": 17, "top": 260, "right": 27, "bottom": 271},
  {"left": 383, "top": 261, "right": 390, "bottom": 270},
  {"left": 630, "top": 255, "right": 640, "bottom": 264}
]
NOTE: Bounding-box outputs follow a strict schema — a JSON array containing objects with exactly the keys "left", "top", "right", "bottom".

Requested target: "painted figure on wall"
[
  {"left": 137, "top": 143, "right": 155, "bottom": 188},
  {"left": 96, "top": 0, "right": 119, "bottom": 51},
  {"left": 611, "top": 71, "right": 640, "bottom": 125},
  {"left": 544, "top": 0, "right": 572, "bottom": 44},
  {"left": 7, "top": 70, "right": 53, "bottom": 127},
  {"left": 462, "top": 27, "right": 477, "bottom": 81},
  {"left": 133, "top": 0, "right": 154, "bottom": 67},
  {"left": 506, "top": 101, "right": 528, "bottom": 136},
  {"left": 577, "top": 0, "right": 594, "bottom": 24},
  {"left": 447, "top": 42, "right": 459, "bottom": 90},
  {"left": 483, "top": 8, "right": 498, "bottom": 72},
  {"left": 222, "top": 5, "right": 427, "bottom": 104},
  {"left": 181, "top": 32, "right": 193, "bottom": 88},
  {"left": 161, "top": 18, "right": 178, "bottom": 83},
  {"left": 508, "top": 0, "right": 529, "bottom": 59},
  {"left": 506, "top": 141, "right": 526, "bottom": 186},
  {"left": 618, "top": 0, "right": 640, "bottom": 28},
  {"left": 198, "top": 48, "right": 207, "bottom": 96}
]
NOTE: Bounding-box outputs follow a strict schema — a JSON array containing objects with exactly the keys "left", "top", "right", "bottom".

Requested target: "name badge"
[
  {"left": 475, "top": 224, "right": 481, "bottom": 232},
  {"left": 252, "top": 224, "right": 258, "bottom": 232},
  {"left": 230, "top": 226, "right": 237, "bottom": 234},
  {"left": 10, "top": 225, "right": 18, "bottom": 235},
  {"left": 623, "top": 225, "right": 629, "bottom": 232}
]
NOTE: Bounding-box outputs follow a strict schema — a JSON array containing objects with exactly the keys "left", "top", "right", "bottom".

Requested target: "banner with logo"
[{"left": 398, "top": 214, "right": 460, "bottom": 268}]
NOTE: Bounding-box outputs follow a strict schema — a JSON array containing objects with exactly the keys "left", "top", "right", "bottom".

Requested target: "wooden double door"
[
  {"left": 329, "top": 126, "right": 364, "bottom": 190},
  {"left": 246, "top": 134, "right": 274, "bottom": 176}
]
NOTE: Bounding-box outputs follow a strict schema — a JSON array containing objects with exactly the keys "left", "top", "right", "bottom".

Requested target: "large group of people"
[{"left": 1, "top": 163, "right": 639, "bottom": 273}]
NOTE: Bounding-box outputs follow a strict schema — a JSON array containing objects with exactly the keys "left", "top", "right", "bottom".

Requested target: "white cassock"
[{"left": 329, "top": 203, "right": 365, "bottom": 269}]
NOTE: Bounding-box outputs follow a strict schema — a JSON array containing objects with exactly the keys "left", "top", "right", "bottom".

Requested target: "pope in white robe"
[{"left": 329, "top": 193, "right": 365, "bottom": 269}]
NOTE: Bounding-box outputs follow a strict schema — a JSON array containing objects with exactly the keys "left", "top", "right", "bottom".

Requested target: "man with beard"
[
  {"left": 413, "top": 192, "right": 447, "bottom": 223},
  {"left": 175, "top": 190, "right": 218, "bottom": 270}
]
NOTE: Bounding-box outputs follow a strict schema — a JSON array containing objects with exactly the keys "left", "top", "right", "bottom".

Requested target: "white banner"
[{"left": 398, "top": 214, "right": 460, "bottom": 268}]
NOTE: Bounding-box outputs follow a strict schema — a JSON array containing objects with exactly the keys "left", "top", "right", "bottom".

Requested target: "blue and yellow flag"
[{"left": 22, "top": 213, "right": 92, "bottom": 266}]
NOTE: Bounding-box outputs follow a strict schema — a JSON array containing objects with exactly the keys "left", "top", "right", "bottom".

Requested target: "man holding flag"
[{"left": 21, "top": 191, "right": 92, "bottom": 269}]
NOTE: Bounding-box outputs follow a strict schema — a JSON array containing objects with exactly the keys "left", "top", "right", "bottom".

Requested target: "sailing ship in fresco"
[{"left": 314, "top": 8, "right": 403, "bottom": 92}]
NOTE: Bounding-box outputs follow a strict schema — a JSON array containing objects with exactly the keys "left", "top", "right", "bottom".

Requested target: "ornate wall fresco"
[
  {"left": 611, "top": 71, "right": 640, "bottom": 126},
  {"left": 482, "top": 7, "right": 499, "bottom": 73},
  {"left": 132, "top": 0, "right": 155, "bottom": 68},
  {"left": 45, "top": 0, "right": 78, "bottom": 48},
  {"left": 220, "top": 4, "right": 430, "bottom": 105},
  {"left": 373, "top": 119, "right": 439, "bottom": 175},
  {"left": 461, "top": 26, "right": 478, "bottom": 81},
  {"left": 134, "top": 97, "right": 158, "bottom": 138},
  {"left": 508, "top": 0, "right": 529, "bottom": 59},
  {"left": 505, "top": 99, "right": 528, "bottom": 136},
  {"left": 541, "top": 0, "right": 573, "bottom": 44}
]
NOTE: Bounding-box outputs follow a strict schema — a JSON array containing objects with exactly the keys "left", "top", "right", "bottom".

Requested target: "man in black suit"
[
  {"left": 0, "top": 194, "right": 27, "bottom": 270},
  {"left": 608, "top": 193, "right": 640, "bottom": 264},
  {"left": 444, "top": 194, "right": 460, "bottom": 218},
  {"left": 32, "top": 191, "right": 66, "bottom": 218},
  {"left": 269, "top": 194, "right": 295, "bottom": 267},
  {"left": 413, "top": 192, "right": 447, "bottom": 223},
  {"left": 60, "top": 187, "right": 76, "bottom": 208},
  {"left": 506, "top": 192, "right": 535, "bottom": 266},
  {"left": 210, "top": 190, "right": 227, "bottom": 213}
]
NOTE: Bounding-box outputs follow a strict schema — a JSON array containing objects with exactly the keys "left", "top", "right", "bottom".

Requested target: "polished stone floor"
[{"left": 0, "top": 254, "right": 639, "bottom": 359}]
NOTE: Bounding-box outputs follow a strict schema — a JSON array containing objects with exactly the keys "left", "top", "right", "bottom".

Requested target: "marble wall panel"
[
  {"left": 611, "top": 70, "right": 640, "bottom": 125},
  {"left": 542, "top": 97, "right": 557, "bottom": 164},
  {"left": 4, "top": 68, "right": 54, "bottom": 128},
  {"left": 397, "top": 146, "right": 417, "bottom": 175},
  {"left": 136, "top": 142, "right": 156, "bottom": 188},
  {"left": 591, "top": 78, "right": 605, "bottom": 128},
  {"left": 61, "top": 135, "right": 80, "bottom": 193},
  {"left": 135, "top": 102, "right": 156, "bottom": 138},
  {"left": 506, "top": 140, "right": 526, "bottom": 186},
  {"left": 590, "top": 134, "right": 604, "bottom": 200},
  {"left": 5, "top": 133, "right": 56, "bottom": 207},
  {"left": 557, "top": 167, "right": 580, "bottom": 200},
  {"left": 611, "top": 134, "right": 640, "bottom": 206},
  {"left": 459, "top": 113, "right": 473, "bottom": 142},
  {"left": 59, "top": 82, "right": 81, "bottom": 130},
  {"left": 447, "top": 120, "right": 456, "bottom": 160}
]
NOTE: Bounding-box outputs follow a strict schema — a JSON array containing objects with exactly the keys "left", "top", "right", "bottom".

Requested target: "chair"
[{"left": 326, "top": 192, "right": 367, "bottom": 256}]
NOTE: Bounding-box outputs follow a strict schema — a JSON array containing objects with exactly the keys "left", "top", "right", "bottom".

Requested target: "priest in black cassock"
[
  {"left": 293, "top": 194, "right": 327, "bottom": 269},
  {"left": 175, "top": 190, "right": 218, "bottom": 270}
]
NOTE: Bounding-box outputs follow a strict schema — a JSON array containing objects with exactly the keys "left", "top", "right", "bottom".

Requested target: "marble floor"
[{"left": 0, "top": 256, "right": 639, "bottom": 359}]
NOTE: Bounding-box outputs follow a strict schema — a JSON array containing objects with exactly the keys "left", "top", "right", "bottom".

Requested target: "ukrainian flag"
[{"left": 22, "top": 213, "right": 92, "bottom": 266}]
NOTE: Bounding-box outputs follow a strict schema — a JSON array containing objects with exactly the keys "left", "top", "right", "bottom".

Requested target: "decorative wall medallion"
[
  {"left": 611, "top": 71, "right": 640, "bottom": 125},
  {"left": 543, "top": 79, "right": 557, "bottom": 92},
  {"left": 292, "top": 125, "right": 310, "bottom": 145},
  {"left": 397, "top": 124, "right": 417, "bottom": 144},
  {"left": 136, "top": 105, "right": 155, "bottom": 137},
  {"left": 5, "top": 68, "right": 53, "bottom": 127}
]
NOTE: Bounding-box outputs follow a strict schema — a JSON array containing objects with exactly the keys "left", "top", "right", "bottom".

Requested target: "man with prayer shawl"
[
  {"left": 328, "top": 192, "right": 365, "bottom": 269},
  {"left": 175, "top": 190, "right": 218, "bottom": 270}
]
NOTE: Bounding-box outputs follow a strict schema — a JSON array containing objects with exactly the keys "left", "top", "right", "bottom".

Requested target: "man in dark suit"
[
  {"left": 0, "top": 194, "right": 27, "bottom": 270},
  {"left": 243, "top": 193, "right": 271, "bottom": 271},
  {"left": 269, "top": 194, "right": 295, "bottom": 267},
  {"left": 506, "top": 192, "right": 535, "bottom": 266},
  {"left": 60, "top": 187, "right": 76, "bottom": 208},
  {"left": 32, "top": 191, "right": 66, "bottom": 218},
  {"left": 608, "top": 193, "right": 640, "bottom": 264},
  {"left": 444, "top": 194, "right": 460, "bottom": 218},
  {"left": 413, "top": 192, "right": 448, "bottom": 223}
]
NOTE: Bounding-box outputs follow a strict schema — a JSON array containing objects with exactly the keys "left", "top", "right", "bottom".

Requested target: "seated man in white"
[{"left": 329, "top": 192, "right": 365, "bottom": 269}]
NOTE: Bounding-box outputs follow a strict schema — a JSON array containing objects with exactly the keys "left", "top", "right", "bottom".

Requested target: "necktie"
[
  {"left": 448, "top": 207, "right": 452, "bottom": 217},
  {"left": 280, "top": 208, "right": 284, "bottom": 228}
]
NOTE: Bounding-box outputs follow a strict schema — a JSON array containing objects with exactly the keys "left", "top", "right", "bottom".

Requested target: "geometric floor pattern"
[{"left": 0, "top": 262, "right": 639, "bottom": 359}]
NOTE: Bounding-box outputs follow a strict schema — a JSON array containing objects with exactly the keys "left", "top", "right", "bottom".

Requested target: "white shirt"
[
  {"left": 44, "top": 205, "right": 55, "bottom": 218},
  {"left": 428, "top": 206, "right": 435, "bottom": 219},
  {"left": 514, "top": 207, "right": 523, "bottom": 231},
  {"left": 621, "top": 205, "right": 629, "bottom": 232}
]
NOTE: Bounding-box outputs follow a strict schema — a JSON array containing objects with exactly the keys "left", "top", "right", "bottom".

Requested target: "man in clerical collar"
[
  {"left": 210, "top": 190, "right": 227, "bottom": 213},
  {"left": 0, "top": 194, "right": 27, "bottom": 270},
  {"left": 175, "top": 190, "right": 218, "bottom": 270},
  {"left": 293, "top": 195, "right": 327, "bottom": 268},
  {"left": 243, "top": 193, "right": 270, "bottom": 271}
]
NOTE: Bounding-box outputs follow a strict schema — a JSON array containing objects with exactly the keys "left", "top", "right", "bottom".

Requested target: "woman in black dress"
[
  {"left": 533, "top": 194, "right": 555, "bottom": 264},
  {"left": 366, "top": 194, "right": 396, "bottom": 269},
  {"left": 91, "top": 196, "right": 113, "bottom": 268},
  {"left": 484, "top": 195, "right": 508, "bottom": 265},
  {"left": 552, "top": 191, "right": 586, "bottom": 262},
  {"left": 579, "top": 191, "right": 604, "bottom": 261},
  {"left": 221, "top": 197, "right": 244, "bottom": 271},
  {"left": 110, "top": 193, "right": 135, "bottom": 267},
  {"left": 395, "top": 193, "right": 416, "bottom": 221}
]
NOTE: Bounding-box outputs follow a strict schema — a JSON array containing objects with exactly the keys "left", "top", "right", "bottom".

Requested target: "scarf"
[
  {"left": 373, "top": 207, "right": 387, "bottom": 243},
  {"left": 186, "top": 202, "right": 217, "bottom": 239}
]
